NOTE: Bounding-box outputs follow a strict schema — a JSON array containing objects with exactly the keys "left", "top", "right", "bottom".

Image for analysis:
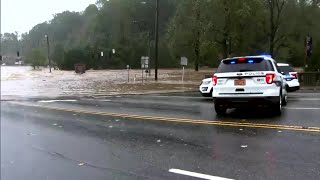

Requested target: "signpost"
[
  {"left": 141, "top": 56, "right": 149, "bottom": 83},
  {"left": 180, "top": 57, "right": 188, "bottom": 82},
  {"left": 127, "top": 65, "right": 130, "bottom": 82}
]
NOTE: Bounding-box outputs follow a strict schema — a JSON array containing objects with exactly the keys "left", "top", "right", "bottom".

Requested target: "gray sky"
[{"left": 2, "top": 0, "right": 96, "bottom": 34}]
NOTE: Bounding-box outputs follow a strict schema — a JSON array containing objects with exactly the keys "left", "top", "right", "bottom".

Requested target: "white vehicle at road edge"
[
  {"left": 277, "top": 63, "right": 300, "bottom": 92},
  {"left": 212, "top": 56, "right": 288, "bottom": 115},
  {"left": 199, "top": 78, "right": 213, "bottom": 97}
]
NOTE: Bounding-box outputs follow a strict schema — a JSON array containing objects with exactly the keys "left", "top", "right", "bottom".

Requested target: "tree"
[
  {"left": 26, "top": 49, "right": 46, "bottom": 69},
  {"left": 7, "top": 0, "right": 320, "bottom": 69},
  {"left": 52, "top": 44, "right": 65, "bottom": 68},
  {"left": 265, "top": 0, "right": 286, "bottom": 57}
]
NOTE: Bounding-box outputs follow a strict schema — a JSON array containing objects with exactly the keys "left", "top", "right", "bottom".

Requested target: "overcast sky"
[{"left": 1, "top": 0, "right": 96, "bottom": 34}]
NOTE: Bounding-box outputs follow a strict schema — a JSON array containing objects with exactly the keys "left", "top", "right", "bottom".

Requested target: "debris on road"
[
  {"left": 78, "top": 162, "right": 85, "bottom": 166},
  {"left": 241, "top": 145, "right": 248, "bottom": 148},
  {"left": 27, "top": 132, "right": 37, "bottom": 136},
  {"left": 157, "top": 139, "right": 161, "bottom": 143}
]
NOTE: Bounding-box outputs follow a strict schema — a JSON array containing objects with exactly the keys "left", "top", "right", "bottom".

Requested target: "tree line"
[{"left": 1, "top": 0, "right": 320, "bottom": 71}]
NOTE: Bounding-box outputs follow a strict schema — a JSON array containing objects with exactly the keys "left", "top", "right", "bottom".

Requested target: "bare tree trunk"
[
  {"left": 223, "top": 0, "right": 230, "bottom": 58},
  {"left": 267, "top": 0, "right": 285, "bottom": 57},
  {"left": 194, "top": 0, "right": 200, "bottom": 71}
]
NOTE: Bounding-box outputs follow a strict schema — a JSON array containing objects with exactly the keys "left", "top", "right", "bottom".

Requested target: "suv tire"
[
  {"left": 215, "top": 104, "right": 226, "bottom": 115},
  {"left": 282, "top": 95, "right": 287, "bottom": 106},
  {"left": 271, "top": 95, "right": 282, "bottom": 116}
]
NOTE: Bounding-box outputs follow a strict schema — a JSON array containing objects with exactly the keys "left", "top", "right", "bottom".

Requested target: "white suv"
[
  {"left": 199, "top": 78, "right": 213, "bottom": 97},
  {"left": 277, "top": 63, "right": 300, "bottom": 92},
  {"left": 212, "top": 56, "right": 288, "bottom": 115}
]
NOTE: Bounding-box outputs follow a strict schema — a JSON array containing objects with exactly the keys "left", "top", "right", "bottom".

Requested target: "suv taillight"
[
  {"left": 266, "top": 73, "right": 275, "bottom": 84},
  {"left": 212, "top": 75, "right": 218, "bottom": 86},
  {"left": 290, "top": 72, "right": 298, "bottom": 79}
]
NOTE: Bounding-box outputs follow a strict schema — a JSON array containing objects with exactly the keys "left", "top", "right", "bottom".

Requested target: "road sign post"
[
  {"left": 180, "top": 57, "right": 188, "bottom": 82},
  {"left": 182, "top": 66, "right": 185, "bottom": 82},
  {"left": 127, "top": 65, "right": 130, "bottom": 82}
]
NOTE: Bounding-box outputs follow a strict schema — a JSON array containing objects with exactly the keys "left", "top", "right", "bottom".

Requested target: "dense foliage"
[
  {"left": 1, "top": 0, "right": 320, "bottom": 70},
  {"left": 25, "top": 48, "right": 46, "bottom": 69}
]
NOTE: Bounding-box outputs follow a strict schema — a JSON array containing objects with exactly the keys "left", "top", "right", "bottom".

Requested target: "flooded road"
[{"left": 1, "top": 66, "right": 208, "bottom": 100}]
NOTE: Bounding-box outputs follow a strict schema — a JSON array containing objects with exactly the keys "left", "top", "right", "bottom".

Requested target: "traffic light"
[
  {"left": 17, "top": 51, "right": 20, "bottom": 57},
  {"left": 306, "top": 36, "right": 312, "bottom": 57}
]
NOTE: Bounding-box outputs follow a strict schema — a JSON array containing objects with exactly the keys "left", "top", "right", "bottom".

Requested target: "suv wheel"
[
  {"left": 282, "top": 94, "right": 287, "bottom": 106},
  {"left": 271, "top": 95, "right": 282, "bottom": 116},
  {"left": 215, "top": 104, "right": 226, "bottom": 115}
]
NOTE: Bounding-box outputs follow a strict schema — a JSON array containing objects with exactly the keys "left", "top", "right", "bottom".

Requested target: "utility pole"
[
  {"left": 147, "top": 31, "right": 151, "bottom": 76},
  {"left": 45, "top": 35, "right": 51, "bottom": 73},
  {"left": 154, "top": 0, "right": 159, "bottom": 81},
  {"left": 15, "top": 31, "right": 19, "bottom": 57}
]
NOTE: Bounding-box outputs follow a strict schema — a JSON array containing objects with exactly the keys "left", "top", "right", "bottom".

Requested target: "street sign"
[
  {"left": 181, "top": 57, "right": 188, "bottom": 66},
  {"left": 141, "top": 56, "right": 149, "bottom": 69},
  {"left": 141, "top": 56, "right": 149, "bottom": 64},
  {"left": 180, "top": 57, "right": 188, "bottom": 82}
]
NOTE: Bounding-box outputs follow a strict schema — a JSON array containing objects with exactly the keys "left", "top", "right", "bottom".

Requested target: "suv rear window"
[
  {"left": 278, "top": 65, "right": 295, "bottom": 73},
  {"left": 216, "top": 58, "right": 274, "bottom": 73}
]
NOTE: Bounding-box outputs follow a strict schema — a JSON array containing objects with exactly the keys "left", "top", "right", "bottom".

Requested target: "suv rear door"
[{"left": 214, "top": 57, "right": 276, "bottom": 95}]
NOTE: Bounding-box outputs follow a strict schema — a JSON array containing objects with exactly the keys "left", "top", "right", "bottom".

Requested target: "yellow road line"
[{"left": 11, "top": 102, "right": 320, "bottom": 133}]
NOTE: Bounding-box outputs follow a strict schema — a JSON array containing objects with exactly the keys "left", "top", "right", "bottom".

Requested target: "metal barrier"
[{"left": 298, "top": 72, "right": 320, "bottom": 86}]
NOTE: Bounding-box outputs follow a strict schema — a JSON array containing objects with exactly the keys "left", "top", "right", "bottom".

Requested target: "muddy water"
[{"left": 1, "top": 66, "right": 210, "bottom": 99}]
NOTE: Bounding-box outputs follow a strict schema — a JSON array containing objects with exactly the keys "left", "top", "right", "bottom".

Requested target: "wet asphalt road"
[{"left": 1, "top": 92, "right": 320, "bottom": 180}]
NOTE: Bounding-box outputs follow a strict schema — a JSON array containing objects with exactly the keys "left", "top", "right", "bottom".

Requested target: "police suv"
[{"left": 212, "top": 55, "right": 288, "bottom": 115}]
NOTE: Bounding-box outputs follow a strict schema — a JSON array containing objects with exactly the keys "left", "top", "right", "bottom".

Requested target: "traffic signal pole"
[{"left": 154, "top": 0, "right": 159, "bottom": 81}]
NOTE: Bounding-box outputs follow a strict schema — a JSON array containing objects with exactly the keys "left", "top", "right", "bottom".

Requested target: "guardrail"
[
  {"left": 298, "top": 72, "right": 320, "bottom": 86},
  {"left": 204, "top": 72, "right": 320, "bottom": 86}
]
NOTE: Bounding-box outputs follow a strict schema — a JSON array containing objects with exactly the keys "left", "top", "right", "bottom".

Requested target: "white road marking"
[
  {"left": 99, "top": 99, "right": 112, "bottom": 102},
  {"left": 38, "top": 100, "right": 77, "bottom": 103},
  {"left": 284, "top": 107, "right": 320, "bottom": 110},
  {"left": 169, "top": 169, "right": 234, "bottom": 180}
]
